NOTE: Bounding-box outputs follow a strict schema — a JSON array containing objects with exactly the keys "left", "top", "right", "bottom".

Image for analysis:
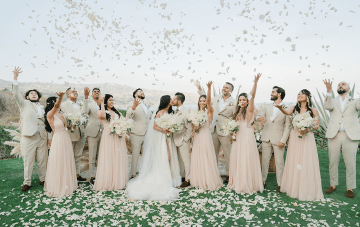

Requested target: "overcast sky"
[{"left": 0, "top": 0, "right": 359, "bottom": 103}]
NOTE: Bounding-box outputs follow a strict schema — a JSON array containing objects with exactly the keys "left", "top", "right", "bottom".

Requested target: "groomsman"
[
  {"left": 12, "top": 66, "right": 48, "bottom": 191},
  {"left": 172, "top": 92, "right": 193, "bottom": 187},
  {"left": 257, "top": 86, "right": 291, "bottom": 192},
  {"left": 324, "top": 80, "right": 360, "bottom": 198},
  {"left": 197, "top": 82, "right": 236, "bottom": 183},
  {"left": 61, "top": 87, "right": 89, "bottom": 182},
  {"left": 83, "top": 88, "right": 102, "bottom": 184},
  {"left": 127, "top": 88, "right": 150, "bottom": 179}
]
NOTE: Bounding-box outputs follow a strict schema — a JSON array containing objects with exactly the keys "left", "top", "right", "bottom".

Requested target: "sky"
[{"left": 0, "top": 0, "right": 359, "bottom": 103}]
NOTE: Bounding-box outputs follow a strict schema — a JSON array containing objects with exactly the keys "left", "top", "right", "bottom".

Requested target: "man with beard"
[
  {"left": 83, "top": 88, "right": 103, "bottom": 184},
  {"left": 257, "top": 86, "right": 291, "bottom": 193},
  {"left": 324, "top": 80, "right": 360, "bottom": 198},
  {"left": 127, "top": 88, "right": 150, "bottom": 179},
  {"left": 12, "top": 66, "right": 48, "bottom": 191}
]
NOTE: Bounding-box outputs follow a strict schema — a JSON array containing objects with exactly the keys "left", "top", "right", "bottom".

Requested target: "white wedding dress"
[{"left": 125, "top": 112, "right": 181, "bottom": 201}]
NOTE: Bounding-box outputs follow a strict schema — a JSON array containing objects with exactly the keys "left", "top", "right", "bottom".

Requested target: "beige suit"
[
  {"left": 83, "top": 98, "right": 102, "bottom": 178},
  {"left": 12, "top": 83, "right": 48, "bottom": 186},
  {"left": 127, "top": 103, "right": 150, "bottom": 176},
  {"left": 61, "top": 99, "right": 88, "bottom": 175},
  {"left": 257, "top": 104, "right": 291, "bottom": 185},
  {"left": 172, "top": 106, "right": 193, "bottom": 180},
  {"left": 198, "top": 91, "right": 236, "bottom": 175},
  {"left": 325, "top": 95, "right": 360, "bottom": 189}
]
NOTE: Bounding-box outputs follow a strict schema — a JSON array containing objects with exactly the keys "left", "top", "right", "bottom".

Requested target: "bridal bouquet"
[
  {"left": 187, "top": 110, "right": 207, "bottom": 133},
  {"left": 63, "top": 111, "right": 88, "bottom": 133},
  {"left": 220, "top": 119, "right": 239, "bottom": 141},
  {"left": 109, "top": 116, "right": 134, "bottom": 138},
  {"left": 155, "top": 114, "right": 184, "bottom": 138},
  {"left": 291, "top": 112, "right": 316, "bottom": 138}
]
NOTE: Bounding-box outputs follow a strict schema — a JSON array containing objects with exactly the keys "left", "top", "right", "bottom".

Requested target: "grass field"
[{"left": 0, "top": 149, "right": 359, "bottom": 226}]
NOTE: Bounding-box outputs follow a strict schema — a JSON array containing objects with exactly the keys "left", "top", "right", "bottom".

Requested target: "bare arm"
[
  {"left": 47, "top": 92, "right": 65, "bottom": 121},
  {"left": 206, "top": 81, "right": 214, "bottom": 115},
  {"left": 312, "top": 108, "right": 319, "bottom": 130},
  {"left": 153, "top": 112, "right": 168, "bottom": 132},
  {"left": 97, "top": 94, "right": 106, "bottom": 120},
  {"left": 247, "top": 73, "right": 261, "bottom": 113},
  {"left": 275, "top": 105, "right": 295, "bottom": 115}
]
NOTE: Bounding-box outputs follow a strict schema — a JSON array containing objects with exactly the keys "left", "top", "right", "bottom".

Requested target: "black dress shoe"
[
  {"left": 182, "top": 177, "right": 185, "bottom": 182},
  {"left": 223, "top": 176, "right": 229, "bottom": 184},
  {"left": 180, "top": 180, "right": 190, "bottom": 188},
  {"left": 77, "top": 175, "right": 87, "bottom": 182},
  {"left": 21, "top": 184, "right": 32, "bottom": 192},
  {"left": 89, "top": 177, "right": 95, "bottom": 184},
  {"left": 40, "top": 181, "right": 45, "bottom": 187}
]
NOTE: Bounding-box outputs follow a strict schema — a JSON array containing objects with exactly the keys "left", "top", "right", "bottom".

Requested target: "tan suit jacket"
[
  {"left": 61, "top": 99, "right": 87, "bottom": 141},
  {"left": 324, "top": 95, "right": 360, "bottom": 140},
  {"left": 12, "top": 84, "right": 47, "bottom": 140},
  {"left": 198, "top": 91, "right": 236, "bottom": 136},
  {"left": 126, "top": 103, "right": 149, "bottom": 136},
  {"left": 173, "top": 107, "right": 193, "bottom": 147},
  {"left": 257, "top": 104, "right": 291, "bottom": 144},
  {"left": 83, "top": 99, "right": 102, "bottom": 137}
]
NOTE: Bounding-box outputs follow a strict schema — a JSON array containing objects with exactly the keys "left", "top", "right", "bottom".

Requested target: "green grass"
[{"left": 0, "top": 149, "right": 359, "bottom": 226}]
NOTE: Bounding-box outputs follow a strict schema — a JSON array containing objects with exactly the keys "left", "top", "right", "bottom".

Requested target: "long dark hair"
[
  {"left": 44, "top": 97, "right": 57, "bottom": 133},
  {"left": 156, "top": 95, "right": 174, "bottom": 115},
  {"left": 198, "top": 95, "right": 207, "bottom": 111},
  {"left": 293, "top": 89, "right": 314, "bottom": 118},
  {"left": 234, "top": 93, "right": 249, "bottom": 120},
  {"left": 99, "top": 94, "right": 121, "bottom": 121}
]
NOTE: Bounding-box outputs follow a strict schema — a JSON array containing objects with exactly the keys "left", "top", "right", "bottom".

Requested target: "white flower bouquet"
[
  {"left": 155, "top": 113, "right": 184, "bottom": 138},
  {"left": 187, "top": 110, "right": 207, "bottom": 133},
  {"left": 220, "top": 119, "right": 239, "bottom": 141},
  {"left": 63, "top": 111, "right": 88, "bottom": 133},
  {"left": 291, "top": 111, "right": 317, "bottom": 138},
  {"left": 109, "top": 116, "right": 134, "bottom": 138}
]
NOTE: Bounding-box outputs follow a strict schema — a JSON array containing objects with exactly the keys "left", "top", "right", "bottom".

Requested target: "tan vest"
[
  {"left": 126, "top": 103, "right": 149, "bottom": 136},
  {"left": 12, "top": 84, "right": 47, "bottom": 140},
  {"left": 83, "top": 99, "right": 102, "bottom": 137},
  {"left": 172, "top": 107, "right": 193, "bottom": 146},
  {"left": 324, "top": 96, "right": 360, "bottom": 140},
  {"left": 257, "top": 104, "right": 291, "bottom": 144},
  {"left": 60, "top": 99, "right": 87, "bottom": 141}
]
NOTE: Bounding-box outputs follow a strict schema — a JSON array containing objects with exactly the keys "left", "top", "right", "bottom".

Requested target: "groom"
[{"left": 172, "top": 92, "right": 193, "bottom": 188}]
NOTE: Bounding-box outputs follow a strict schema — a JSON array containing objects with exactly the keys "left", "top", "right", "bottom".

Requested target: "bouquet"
[
  {"left": 63, "top": 111, "right": 88, "bottom": 133},
  {"left": 220, "top": 119, "right": 239, "bottom": 141},
  {"left": 291, "top": 112, "right": 317, "bottom": 138},
  {"left": 187, "top": 110, "right": 207, "bottom": 133},
  {"left": 155, "top": 113, "right": 184, "bottom": 138},
  {"left": 109, "top": 116, "right": 134, "bottom": 138}
]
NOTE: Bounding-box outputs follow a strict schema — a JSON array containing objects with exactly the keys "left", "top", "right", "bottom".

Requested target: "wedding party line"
[{"left": 10, "top": 66, "right": 359, "bottom": 202}]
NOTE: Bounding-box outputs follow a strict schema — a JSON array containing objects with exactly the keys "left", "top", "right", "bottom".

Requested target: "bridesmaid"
[
  {"left": 227, "top": 73, "right": 264, "bottom": 194},
  {"left": 274, "top": 89, "right": 324, "bottom": 201},
  {"left": 190, "top": 81, "right": 223, "bottom": 190},
  {"left": 44, "top": 92, "right": 77, "bottom": 197},
  {"left": 93, "top": 94, "right": 128, "bottom": 191}
]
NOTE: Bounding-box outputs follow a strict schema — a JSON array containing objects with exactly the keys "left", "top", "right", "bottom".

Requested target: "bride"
[{"left": 126, "top": 95, "right": 182, "bottom": 201}]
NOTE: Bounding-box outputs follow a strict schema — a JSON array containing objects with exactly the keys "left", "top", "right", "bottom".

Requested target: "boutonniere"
[
  {"left": 229, "top": 102, "right": 235, "bottom": 106},
  {"left": 348, "top": 97, "right": 354, "bottom": 103},
  {"left": 282, "top": 105, "right": 287, "bottom": 109}
]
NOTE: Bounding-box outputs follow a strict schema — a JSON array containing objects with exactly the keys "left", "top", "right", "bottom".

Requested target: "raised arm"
[
  {"left": 47, "top": 92, "right": 65, "bottom": 120},
  {"left": 274, "top": 104, "right": 295, "bottom": 115},
  {"left": 206, "top": 81, "right": 214, "bottom": 115},
  {"left": 247, "top": 73, "right": 262, "bottom": 113},
  {"left": 12, "top": 66, "right": 24, "bottom": 109},
  {"left": 97, "top": 94, "right": 106, "bottom": 120},
  {"left": 194, "top": 80, "right": 205, "bottom": 96},
  {"left": 323, "top": 79, "right": 334, "bottom": 111},
  {"left": 81, "top": 87, "right": 90, "bottom": 114}
]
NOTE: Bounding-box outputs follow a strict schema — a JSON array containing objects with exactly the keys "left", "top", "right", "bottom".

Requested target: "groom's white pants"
[{"left": 176, "top": 141, "right": 191, "bottom": 181}]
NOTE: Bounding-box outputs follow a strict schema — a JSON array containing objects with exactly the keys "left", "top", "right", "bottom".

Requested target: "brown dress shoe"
[
  {"left": 223, "top": 176, "right": 229, "bottom": 184},
  {"left": 276, "top": 186, "right": 281, "bottom": 193},
  {"left": 89, "top": 177, "right": 95, "bottom": 184},
  {"left": 325, "top": 186, "right": 336, "bottom": 194},
  {"left": 21, "top": 184, "right": 32, "bottom": 192},
  {"left": 77, "top": 175, "right": 87, "bottom": 182},
  {"left": 346, "top": 190, "right": 354, "bottom": 198},
  {"left": 180, "top": 180, "right": 190, "bottom": 188},
  {"left": 40, "top": 181, "right": 45, "bottom": 187}
]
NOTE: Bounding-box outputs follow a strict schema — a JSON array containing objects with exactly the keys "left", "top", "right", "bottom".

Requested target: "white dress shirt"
[
  {"left": 270, "top": 102, "right": 283, "bottom": 122},
  {"left": 218, "top": 96, "right": 231, "bottom": 112},
  {"left": 70, "top": 100, "right": 80, "bottom": 112},
  {"left": 176, "top": 105, "right": 184, "bottom": 113},
  {"left": 327, "top": 92, "right": 349, "bottom": 131},
  {"left": 141, "top": 102, "right": 148, "bottom": 115}
]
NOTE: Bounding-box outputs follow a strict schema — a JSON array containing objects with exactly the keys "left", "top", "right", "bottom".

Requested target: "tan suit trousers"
[
  {"left": 177, "top": 141, "right": 191, "bottom": 180},
  {"left": 328, "top": 131, "right": 358, "bottom": 189},
  {"left": 88, "top": 130, "right": 102, "bottom": 178},
  {"left": 261, "top": 141, "right": 285, "bottom": 186},
  {"left": 130, "top": 134, "right": 145, "bottom": 176},
  {"left": 72, "top": 135, "right": 86, "bottom": 175},
  {"left": 212, "top": 129, "right": 231, "bottom": 175},
  {"left": 20, "top": 133, "right": 48, "bottom": 186}
]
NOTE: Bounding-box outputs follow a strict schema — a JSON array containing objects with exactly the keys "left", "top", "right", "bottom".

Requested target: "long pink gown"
[
  {"left": 93, "top": 111, "right": 128, "bottom": 191},
  {"left": 280, "top": 128, "right": 324, "bottom": 201},
  {"left": 190, "top": 111, "right": 223, "bottom": 190},
  {"left": 227, "top": 115, "right": 264, "bottom": 194},
  {"left": 44, "top": 115, "right": 77, "bottom": 197}
]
